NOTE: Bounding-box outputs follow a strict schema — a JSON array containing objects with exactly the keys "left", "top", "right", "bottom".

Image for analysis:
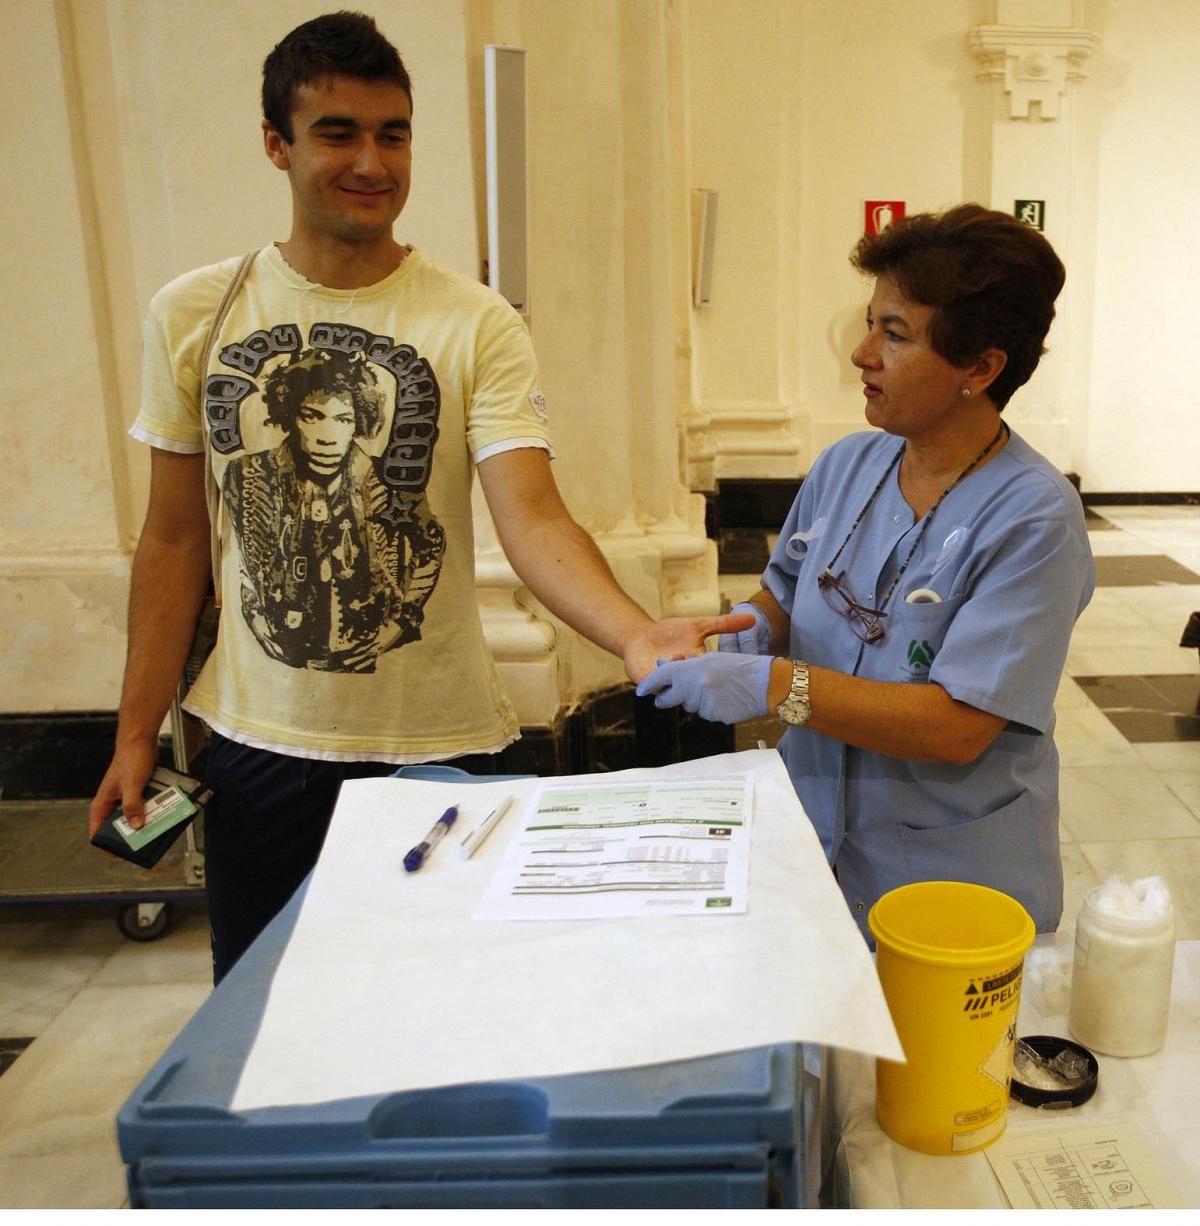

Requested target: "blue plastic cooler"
[{"left": 117, "top": 769, "right": 821, "bottom": 1208}]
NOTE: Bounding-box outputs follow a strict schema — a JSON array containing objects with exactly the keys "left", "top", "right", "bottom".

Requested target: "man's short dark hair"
[
  {"left": 262, "top": 10, "right": 412, "bottom": 142},
  {"left": 264, "top": 349, "right": 385, "bottom": 440},
  {"left": 850, "top": 204, "right": 1066, "bottom": 410}
]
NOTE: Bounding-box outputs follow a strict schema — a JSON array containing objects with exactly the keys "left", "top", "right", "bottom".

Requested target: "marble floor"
[{"left": 0, "top": 506, "right": 1197, "bottom": 1209}]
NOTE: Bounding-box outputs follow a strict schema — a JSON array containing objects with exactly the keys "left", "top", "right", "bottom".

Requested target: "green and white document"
[{"left": 475, "top": 777, "right": 752, "bottom": 920}]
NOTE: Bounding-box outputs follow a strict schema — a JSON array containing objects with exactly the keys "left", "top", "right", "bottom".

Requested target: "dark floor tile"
[
  {"left": 1092, "top": 554, "right": 1200, "bottom": 587},
  {"left": 1098, "top": 710, "right": 1200, "bottom": 742},
  {"left": 1075, "top": 674, "right": 1200, "bottom": 742},
  {"left": 1075, "top": 674, "right": 1152, "bottom": 708},
  {"left": 1075, "top": 673, "right": 1199, "bottom": 712},
  {"left": 1142, "top": 674, "right": 1200, "bottom": 711},
  {"left": 0, "top": 1037, "right": 34, "bottom": 1079}
]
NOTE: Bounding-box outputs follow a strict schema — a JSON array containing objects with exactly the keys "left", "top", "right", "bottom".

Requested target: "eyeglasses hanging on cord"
[{"left": 818, "top": 421, "right": 1008, "bottom": 644}]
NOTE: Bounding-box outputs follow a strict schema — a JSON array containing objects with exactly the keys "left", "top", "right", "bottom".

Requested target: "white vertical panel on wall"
[
  {"left": 1, "top": 0, "right": 121, "bottom": 559},
  {"left": 691, "top": 189, "right": 719, "bottom": 308},
  {"left": 792, "top": 0, "right": 969, "bottom": 461},
  {"left": 1086, "top": 0, "right": 1198, "bottom": 492},
  {"left": 685, "top": 0, "right": 801, "bottom": 479},
  {"left": 0, "top": 0, "right": 128, "bottom": 710},
  {"left": 484, "top": 45, "right": 528, "bottom": 314}
]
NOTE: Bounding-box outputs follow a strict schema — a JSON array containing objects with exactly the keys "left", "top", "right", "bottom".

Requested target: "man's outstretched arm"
[
  {"left": 477, "top": 448, "right": 753, "bottom": 683},
  {"left": 88, "top": 450, "right": 212, "bottom": 836}
]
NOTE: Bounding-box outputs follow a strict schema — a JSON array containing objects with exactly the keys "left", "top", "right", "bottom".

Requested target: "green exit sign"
[{"left": 1015, "top": 200, "right": 1045, "bottom": 230}]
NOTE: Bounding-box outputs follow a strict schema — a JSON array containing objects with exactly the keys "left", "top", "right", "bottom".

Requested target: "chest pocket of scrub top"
[{"left": 884, "top": 593, "right": 965, "bottom": 683}]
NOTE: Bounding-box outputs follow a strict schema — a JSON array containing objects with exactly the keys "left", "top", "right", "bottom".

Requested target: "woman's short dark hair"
[
  {"left": 850, "top": 204, "right": 1066, "bottom": 410},
  {"left": 265, "top": 349, "right": 385, "bottom": 440},
  {"left": 262, "top": 10, "right": 412, "bottom": 143}
]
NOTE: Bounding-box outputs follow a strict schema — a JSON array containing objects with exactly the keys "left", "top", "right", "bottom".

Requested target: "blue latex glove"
[
  {"left": 718, "top": 600, "right": 772, "bottom": 655},
  {"left": 636, "top": 653, "right": 773, "bottom": 724}
]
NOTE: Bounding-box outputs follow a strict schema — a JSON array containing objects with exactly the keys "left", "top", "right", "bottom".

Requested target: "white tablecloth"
[
  {"left": 824, "top": 936, "right": 1200, "bottom": 1208},
  {"left": 231, "top": 751, "right": 902, "bottom": 1111}
]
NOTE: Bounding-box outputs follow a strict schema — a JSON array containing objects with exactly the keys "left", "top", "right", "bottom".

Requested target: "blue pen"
[{"left": 404, "top": 804, "right": 459, "bottom": 872}]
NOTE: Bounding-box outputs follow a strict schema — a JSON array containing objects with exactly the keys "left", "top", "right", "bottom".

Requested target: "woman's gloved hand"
[
  {"left": 635, "top": 652, "right": 772, "bottom": 724},
  {"left": 717, "top": 601, "right": 772, "bottom": 655}
]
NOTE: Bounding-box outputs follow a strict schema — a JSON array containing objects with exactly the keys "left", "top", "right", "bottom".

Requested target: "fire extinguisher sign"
[{"left": 865, "top": 200, "right": 905, "bottom": 235}]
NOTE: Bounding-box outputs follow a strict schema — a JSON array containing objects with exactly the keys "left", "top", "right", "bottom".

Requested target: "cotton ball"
[
  {"left": 1024, "top": 941, "right": 1072, "bottom": 1011},
  {"left": 1091, "top": 873, "right": 1172, "bottom": 920},
  {"left": 1025, "top": 945, "right": 1060, "bottom": 986},
  {"left": 1131, "top": 876, "right": 1173, "bottom": 919}
]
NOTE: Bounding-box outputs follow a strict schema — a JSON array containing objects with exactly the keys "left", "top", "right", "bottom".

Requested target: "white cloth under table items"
[
  {"left": 824, "top": 935, "right": 1200, "bottom": 1208},
  {"left": 231, "top": 749, "right": 902, "bottom": 1111}
]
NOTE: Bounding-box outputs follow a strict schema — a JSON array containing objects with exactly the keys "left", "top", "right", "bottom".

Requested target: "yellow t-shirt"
[{"left": 133, "top": 245, "right": 552, "bottom": 761}]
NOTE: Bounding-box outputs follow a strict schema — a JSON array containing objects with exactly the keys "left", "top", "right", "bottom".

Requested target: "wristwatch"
[{"left": 776, "top": 660, "right": 812, "bottom": 726}]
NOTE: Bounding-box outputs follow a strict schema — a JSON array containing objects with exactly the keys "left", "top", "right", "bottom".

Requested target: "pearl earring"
[{"left": 960, "top": 386, "right": 971, "bottom": 399}]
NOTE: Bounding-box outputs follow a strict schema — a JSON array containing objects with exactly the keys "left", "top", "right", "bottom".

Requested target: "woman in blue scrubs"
[{"left": 638, "top": 204, "right": 1095, "bottom": 940}]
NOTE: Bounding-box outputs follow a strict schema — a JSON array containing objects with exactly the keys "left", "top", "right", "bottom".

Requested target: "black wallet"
[{"left": 91, "top": 766, "right": 210, "bottom": 869}]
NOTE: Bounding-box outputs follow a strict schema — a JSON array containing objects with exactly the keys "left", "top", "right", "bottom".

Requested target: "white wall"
[
  {"left": 1086, "top": 0, "right": 1200, "bottom": 491},
  {"left": 0, "top": 0, "right": 488, "bottom": 714},
  {"left": 681, "top": 0, "right": 1197, "bottom": 492},
  {"left": 0, "top": 0, "right": 130, "bottom": 709},
  {"left": 3, "top": 0, "right": 1196, "bottom": 715},
  {"left": 684, "top": 0, "right": 805, "bottom": 481},
  {"left": 792, "top": 0, "right": 983, "bottom": 460},
  {"left": 1, "top": 2, "right": 121, "bottom": 558}
]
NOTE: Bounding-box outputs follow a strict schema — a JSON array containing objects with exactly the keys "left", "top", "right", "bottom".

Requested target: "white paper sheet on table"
[
  {"left": 475, "top": 775, "right": 753, "bottom": 920},
  {"left": 231, "top": 749, "right": 903, "bottom": 1111},
  {"left": 986, "top": 1122, "right": 1184, "bottom": 1209}
]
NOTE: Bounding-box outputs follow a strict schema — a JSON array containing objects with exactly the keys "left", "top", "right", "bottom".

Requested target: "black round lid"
[{"left": 1010, "top": 1034, "right": 1099, "bottom": 1109}]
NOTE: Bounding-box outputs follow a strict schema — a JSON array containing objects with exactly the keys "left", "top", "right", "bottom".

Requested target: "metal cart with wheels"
[
  {"left": 0, "top": 698, "right": 207, "bottom": 943},
  {"left": 0, "top": 793, "right": 205, "bottom": 942}
]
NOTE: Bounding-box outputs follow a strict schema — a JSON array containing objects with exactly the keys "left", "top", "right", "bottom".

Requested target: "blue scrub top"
[{"left": 763, "top": 428, "right": 1095, "bottom": 940}]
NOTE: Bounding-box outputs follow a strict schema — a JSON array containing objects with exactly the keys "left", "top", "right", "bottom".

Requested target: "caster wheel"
[{"left": 117, "top": 902, "right": 171, "bottom": 942}]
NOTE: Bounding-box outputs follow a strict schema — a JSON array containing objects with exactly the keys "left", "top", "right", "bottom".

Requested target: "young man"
[{"left": 89, "top": 11, "right": 747, "bottom": 982}]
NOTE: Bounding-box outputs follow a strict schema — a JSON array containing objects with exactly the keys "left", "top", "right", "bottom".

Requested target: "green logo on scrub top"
[{"left": 907, "top": 639, "right": 935, "bottom": 672}]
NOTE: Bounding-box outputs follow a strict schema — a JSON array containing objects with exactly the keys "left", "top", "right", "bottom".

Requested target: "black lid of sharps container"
[{"left": 1010, "top": 1034, "right": 1099, "bottom": 1109}]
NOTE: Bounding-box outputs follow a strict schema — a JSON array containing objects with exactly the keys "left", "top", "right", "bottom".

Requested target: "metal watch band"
[{"left": 776, "top": 659, "right": 812, "bottom": 726}]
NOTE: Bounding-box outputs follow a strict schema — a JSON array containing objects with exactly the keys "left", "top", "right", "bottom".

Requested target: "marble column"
[
  {"left": 967, "top": 0, "right": 1102, "bottom": 473},
  {"left": 466, "top": 0, "right": 725, "bottom": 725}
]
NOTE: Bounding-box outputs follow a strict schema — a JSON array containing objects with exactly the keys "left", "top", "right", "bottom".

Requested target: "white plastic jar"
[{"left": 1068, "top": 880, "right": 1175, "bottom": 1057}]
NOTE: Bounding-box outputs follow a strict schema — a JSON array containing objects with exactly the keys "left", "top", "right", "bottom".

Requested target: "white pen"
[{"left": 458, "top": 794, "right": 516, "bottom": 860}]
